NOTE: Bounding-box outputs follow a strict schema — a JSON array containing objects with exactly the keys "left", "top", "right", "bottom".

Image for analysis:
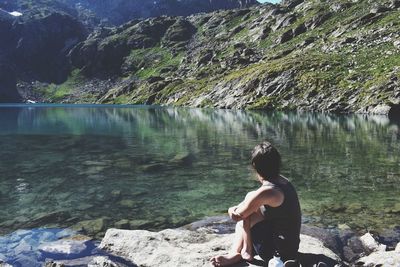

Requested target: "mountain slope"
[
  {"left": 0, "top": 0, "right": 259, "bottom": 27},
  {"left": 16, "top": 0, "right": 400, "bottom": 115}
]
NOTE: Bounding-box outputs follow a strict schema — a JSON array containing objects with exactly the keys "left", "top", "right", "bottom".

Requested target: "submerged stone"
[
  {"left": 73, "top": 218, "right": 109, "bottom": 236},
  {"left": 38, "top": 240, "right": 89, "bottom": 257},
  {"left": 118, "top": 199, "right": 136, "bottom": 208}
]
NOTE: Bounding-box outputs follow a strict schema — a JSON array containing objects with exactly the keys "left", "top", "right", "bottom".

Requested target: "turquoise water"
[{"left": 0, "top": 104, "right": 399, "bottom": 238}]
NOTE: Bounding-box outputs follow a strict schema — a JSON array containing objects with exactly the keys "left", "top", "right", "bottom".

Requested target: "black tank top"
[{"left": 261, "top": 180, "right": 302, "bottom": 250}]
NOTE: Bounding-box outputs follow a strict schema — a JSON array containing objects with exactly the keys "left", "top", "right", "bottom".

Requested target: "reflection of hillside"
[{"left": 7, "top": 105, "right": 399, "bottom": 147}]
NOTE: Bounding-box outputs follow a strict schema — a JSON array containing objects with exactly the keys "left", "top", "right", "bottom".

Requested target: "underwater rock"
[
  {"left": 24, "top": 211, "right": 71, "bottom": 228},
  {"left": 73, "top": 218, "right": 109, "bottom": 237},
  {"left": 38, "top": 239, "right": 89, "bottom": 257},
  {"left": 114, "top": 220, "right": 130, "bottom": 229},
  {"left": 141, "top": 163, "right": 166, "bottom": 172},
  {"left": 129, "top": 219, "right": 151, "bottom": 229},
  {"left": 118, "top": 199, "right": 136, "bottom": 208},
  {"left": 169, "top": 152, "right": 196, "bottom": 166}
]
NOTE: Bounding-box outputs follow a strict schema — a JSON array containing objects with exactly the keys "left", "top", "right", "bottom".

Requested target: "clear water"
[{"left": 0, "top": 104, "right": 399, "bottom": 239}]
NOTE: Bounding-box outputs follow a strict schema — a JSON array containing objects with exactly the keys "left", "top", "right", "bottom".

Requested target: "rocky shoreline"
[{"left": 2, "top": 216, "right": 398, "bottom": 267}]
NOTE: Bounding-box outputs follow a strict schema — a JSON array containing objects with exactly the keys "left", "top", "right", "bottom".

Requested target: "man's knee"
[{"left": 235, "top": 221, "right": 243, "bottom": 231}]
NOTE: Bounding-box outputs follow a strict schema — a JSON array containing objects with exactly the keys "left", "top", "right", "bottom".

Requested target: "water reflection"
[{"left": 0, "top": 104, "right": 399, "bottom": 237}]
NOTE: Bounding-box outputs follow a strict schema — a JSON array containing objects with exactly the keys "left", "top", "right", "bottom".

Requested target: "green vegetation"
[
  {"left": 37, "top": 69, "right": 85, "bottom": 101},
  {"left": 125, "top": 47, "right": 183, "bottom": 79}
]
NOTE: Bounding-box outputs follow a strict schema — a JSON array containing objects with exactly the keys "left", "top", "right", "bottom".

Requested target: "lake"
[{"left": 0, "top": 104, "right": 399, "bottom": 239}]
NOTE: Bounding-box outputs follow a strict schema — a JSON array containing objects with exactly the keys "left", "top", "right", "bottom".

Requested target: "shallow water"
[{"left": 0, "top": 104, "right": 399, "bottom": 237}]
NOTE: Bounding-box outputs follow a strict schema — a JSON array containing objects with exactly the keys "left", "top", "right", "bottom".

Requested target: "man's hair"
[{"left": 251, "top": 141, "right": 281, "bottom": 180}]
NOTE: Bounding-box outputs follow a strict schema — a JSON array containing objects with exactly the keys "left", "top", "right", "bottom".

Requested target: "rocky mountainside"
[
  {"left": 0, "top": 0, "right": 259, "bottom": 27},
  {"left": 3, "top": 0, "right": 400, "bottom": 115}
]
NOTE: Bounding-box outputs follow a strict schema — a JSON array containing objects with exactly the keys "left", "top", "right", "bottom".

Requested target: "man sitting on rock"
[{"left": 210, "top": 141, "right": 301, "bottom": 266}]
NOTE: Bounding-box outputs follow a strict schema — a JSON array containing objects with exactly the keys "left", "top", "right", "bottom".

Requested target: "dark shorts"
[{"left": 250, "top": 220, "right": 299, "bottom": 262}]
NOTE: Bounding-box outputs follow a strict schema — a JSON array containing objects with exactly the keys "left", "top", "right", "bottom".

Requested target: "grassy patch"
[
  {"left": 125, "top": 46, "right": 184, "bottom": 79},
  {"left": 38, "top": 69, "right": 84, "bottom": 101}
]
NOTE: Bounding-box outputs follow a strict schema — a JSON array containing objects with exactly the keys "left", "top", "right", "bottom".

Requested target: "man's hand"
[{"left": 228, "top": 206, "right": 242, "bottom": 222}]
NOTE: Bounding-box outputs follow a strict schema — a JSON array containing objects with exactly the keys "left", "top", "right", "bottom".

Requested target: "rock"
[
  {"left": 169, "top": 152, "right": 196, "bottom": 166},
  {"left": 396, "top": 242, "right": 400, "bottom": 252},
  {"left": 276, "top": 29, "right": 294, "bottom": 44},
  {"left": 305, "top": 13, "right": 332, "bottom": 29},
  {"left": 370, "top": 6, "right": 392, "bottom": 13},
  {"left": 38, "top": 239, "right": 89, "bottom": 257},
  {"left": 282, "top": 0, "right": 304, "bottom": 9},
  {"left": 129, "top": 219, "right": 151, "bottom": 229},
  {"left": 141, "top": 163, "right": 166, "bottom": 172},
  {"left": 118, "top": 199, "right": 136, "bottom": 208},
  {"left": 357, "top": 250, "right": 400, "bottom": 266},
  {"left": 146, "top": 76, "right": 164, "bottom": 84},
  {"left": 73, "top": 218, "right": 109, "bottom": 236},
  {"left": 360, "top": 233, "right": 386, "bottom": 253},
  {"left": 162, "top": 19, "right": 196, "bottom": 48},
  {"left": 368, "top": 104, "right": 392, "bottom": 115},
  {"left": 100, "top": 228, "right": 340, "bottom": 267},
  {"left": 293, "top": 23, "right": 306, "bottom": 36},
  {"left": 273, "top": 14, "right": 297, "bottom": 31},
  {"left": 390, "top": 0, "right": 400, "bottom": 9},
  {"left": 394, "top": 40, "right": 400, "bottom": 49},
  {"left": 114, "top": 219, "right": 130, "bottom": 229},
  {"left": 197, "top": 51, "right": 214, "bottom": 67},
  {"left": 45, "top": 255, "right": 125, "bottom": 267},
  {"left": 346, "top": 203, "right": 363, "bottom": 213},
  {"left": 330, "top": 2, "right": 353, "bottom": 12},
  {"left": 23, "top": 211, "right": 71, "bottom": 228},
  {"left": 89, "top": 256, "right": 118, "bottom": 267}
]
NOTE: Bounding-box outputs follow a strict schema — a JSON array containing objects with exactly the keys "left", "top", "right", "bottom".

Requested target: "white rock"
[
  {"left": 299, "top": 234, "right": 340, "bottom": 260},
  {"left": 396, "top": 242, "right": 400, "bottom": 252},
  {"left": 368, "top": 104, "right": 391, "bottom": 115},
  {"left": 88, "top": 256, "right": 117, "bottom": 267},
  {"left": 39, "top": 240, "right": 87, "bottom": 256},
  {"left": 100, "top": 228, "right": 340, "bottom": 267},
  {"left": 360, "top": 233, "right": 386, "bottom": 253},
  {"left": 357, "top": 250, "right": 400, "bottom": 267}
]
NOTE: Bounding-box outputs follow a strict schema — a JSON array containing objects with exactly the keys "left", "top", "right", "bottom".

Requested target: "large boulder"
[{"left": 99, "top": 228, "right": 341, "bottom": 267}]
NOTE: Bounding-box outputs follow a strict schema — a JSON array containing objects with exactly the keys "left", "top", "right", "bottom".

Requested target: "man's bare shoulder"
[{"left": 256, "top": 184, "right": 284, "bottom": 207}]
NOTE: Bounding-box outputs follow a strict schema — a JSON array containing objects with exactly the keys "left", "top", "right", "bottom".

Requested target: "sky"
[{"left": 258, "top": 0, "right": 281, "bottom": 3}]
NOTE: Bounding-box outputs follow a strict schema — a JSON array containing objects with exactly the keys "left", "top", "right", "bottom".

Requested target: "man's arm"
[{"left": 230, "top": 187, "right": 283, "bottom": 221}]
